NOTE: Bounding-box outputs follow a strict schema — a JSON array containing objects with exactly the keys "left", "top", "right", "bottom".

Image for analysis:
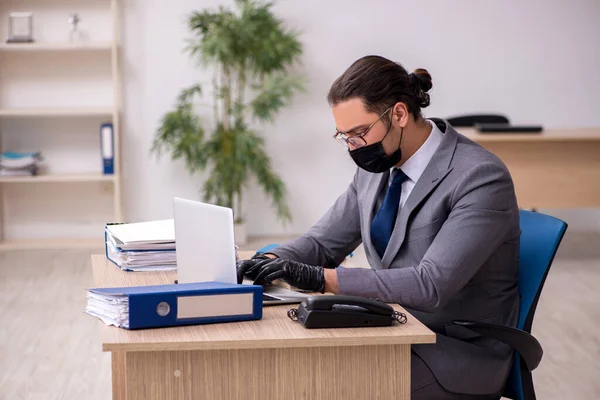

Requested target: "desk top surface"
[
  {"left": 459, "top": 127, "right": 600, "bottom": 142},
  {"left": 91, "top": 253, "right": 436, "bottom": 352}
]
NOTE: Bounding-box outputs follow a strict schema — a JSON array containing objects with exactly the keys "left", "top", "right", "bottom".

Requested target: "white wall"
[{"left": 122, "top": 0, "right": 600, "bottom": 236}]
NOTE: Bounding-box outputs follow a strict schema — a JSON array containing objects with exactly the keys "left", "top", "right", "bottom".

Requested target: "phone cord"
[
  {"left": 392, "top": 311, "right": 408, "bottom": 324},
  {"left": 287, "top": 309, "right": 298, "bottom": 321}
]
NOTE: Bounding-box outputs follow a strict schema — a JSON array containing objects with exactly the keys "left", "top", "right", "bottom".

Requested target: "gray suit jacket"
[{"left": 270, "top": 119, "right": 520, "bottom": 395}]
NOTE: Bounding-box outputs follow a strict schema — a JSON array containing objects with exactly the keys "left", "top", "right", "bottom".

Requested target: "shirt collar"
[{"left": 393, "top": 119, "right": 444, "bottom": 183}]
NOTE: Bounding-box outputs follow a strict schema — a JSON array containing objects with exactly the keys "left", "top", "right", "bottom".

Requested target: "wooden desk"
[
  {"left": 460, "top": 127, "right": 600, "bottom": 208},
  {"left": 91, "top": 253, "right": 436, "bottom": 400}
]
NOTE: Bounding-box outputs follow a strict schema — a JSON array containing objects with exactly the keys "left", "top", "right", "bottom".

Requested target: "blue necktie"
[{"left": 371, "top": 169, "right": 408, "bottom": 258}]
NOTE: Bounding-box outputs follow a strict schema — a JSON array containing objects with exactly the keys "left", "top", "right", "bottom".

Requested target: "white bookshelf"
[
  {"left": 0, "top": 107, "right": 114, "bottom": 117},
  {"left": 0, "top": 42, "right": 112, "bottom": 52},
  {"left": 0, "top": 0, "right": 123, "bottom": 250},
  {"left": 0, "top": 173, "right": 115, "bottom": 184}
]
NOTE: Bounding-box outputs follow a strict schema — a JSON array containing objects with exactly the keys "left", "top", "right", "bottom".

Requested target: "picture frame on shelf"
[{"left": 7, "top": 12, "right": 35, "bottom": 43}]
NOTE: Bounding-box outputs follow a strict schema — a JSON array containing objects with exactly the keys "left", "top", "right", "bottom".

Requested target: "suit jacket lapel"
[
  {"left": 362, "top": 170, "right": 390, "bottom": 270},
  {"left": 380, "top": 119, "right": 458, "bottom": 269}
]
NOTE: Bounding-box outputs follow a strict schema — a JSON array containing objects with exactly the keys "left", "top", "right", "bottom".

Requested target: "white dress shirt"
[{"left": 389, "top": 119, "right": 443, "bottom": 207}]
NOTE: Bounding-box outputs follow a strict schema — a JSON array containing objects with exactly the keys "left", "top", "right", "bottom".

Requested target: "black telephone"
[{"left": 287, "top": 295, "right": 407, "bottom": 329}]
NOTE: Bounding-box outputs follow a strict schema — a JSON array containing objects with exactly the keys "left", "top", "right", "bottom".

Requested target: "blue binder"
[
  {"left": 87, "top": 281, "right": 263, "bottom": 330},
  {"left": 100, "top": 122, "right": 114, "bottom": 174}
]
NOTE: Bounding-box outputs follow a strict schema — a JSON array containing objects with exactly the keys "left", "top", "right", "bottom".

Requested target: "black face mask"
[{"left": 349, "top": 128, "right": 403, "bottom": 173}]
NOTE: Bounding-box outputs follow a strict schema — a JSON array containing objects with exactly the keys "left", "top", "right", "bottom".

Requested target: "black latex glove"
[
  {"left": 252, "top": 258, "right": 325, "bottom": 293},
  {"left": 236, "top": 253, "right": 273, "bottom": 284}
]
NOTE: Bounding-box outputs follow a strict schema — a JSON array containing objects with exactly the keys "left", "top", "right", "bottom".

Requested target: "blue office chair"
[{"left": 453, "top": 210, "right": 568, "bottom": 400}]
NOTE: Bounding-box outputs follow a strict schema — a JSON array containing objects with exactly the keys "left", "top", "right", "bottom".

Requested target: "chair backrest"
[
  {"left": 516, "top": 210, "right": 567, "bottom": 332},
  {"left": 446, "top": 114, "right": 510, "bottom": 127},
  {"left": 504, "top": 210, "right": 568, "bottom": 400}
]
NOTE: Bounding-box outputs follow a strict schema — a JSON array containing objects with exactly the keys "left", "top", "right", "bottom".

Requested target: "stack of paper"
[
  {"left": 105, "top": 219, "right": 177, "bottom": 271},
  {"left": 85, "top": 290, "right": 130, "bottom": 327},
  {"left": 0, "top": 151, "right": 42, "bottom": 176}
]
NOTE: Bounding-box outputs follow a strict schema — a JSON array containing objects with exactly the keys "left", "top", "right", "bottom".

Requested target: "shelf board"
[
  {"left": 0, "top": 107, "right": 114, "bottom": 117},
  {"left": 0, "top": 173, "right": 115, "bottom": 183},
  {"left": 0, "top": 237, "right": 105, "bottom": 251},
  {"left": 0, "top": 42, "right": 113, "bottom": 52}
]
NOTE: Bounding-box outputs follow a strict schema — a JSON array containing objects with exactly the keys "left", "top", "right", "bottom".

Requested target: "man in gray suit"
[{"left": 237, "top": 55, "right": 520, "bottom": 399}]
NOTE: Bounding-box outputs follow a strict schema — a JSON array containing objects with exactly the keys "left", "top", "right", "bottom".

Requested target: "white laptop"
[{"left": 173, "top": 197, "right": 309, "bottom": 305}]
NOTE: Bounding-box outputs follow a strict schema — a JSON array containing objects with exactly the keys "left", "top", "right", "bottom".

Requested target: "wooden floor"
[{"left": 0, "top": 233, "right": 599, "bottom": 400}]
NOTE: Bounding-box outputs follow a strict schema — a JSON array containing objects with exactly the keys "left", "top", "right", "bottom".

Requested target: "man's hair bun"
[{"left": 410, "top": 68, "right": 432, "bottom": 108}]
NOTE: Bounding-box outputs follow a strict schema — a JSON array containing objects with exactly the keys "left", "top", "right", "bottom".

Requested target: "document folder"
[
  {"left": 105, "top": 219, "right": 175, "bottom": 251},
  {"left": 105, "top": 230, "right": 176, "bottom": 271},
  {"left": 85, "top": 281, "right": 263, "bottom": 329},
  {"left": 104, "top": 220, "right": 177, "bottom": 271},
  {"left": 100, "top": 123, "right": 114, "bottom": 174}
]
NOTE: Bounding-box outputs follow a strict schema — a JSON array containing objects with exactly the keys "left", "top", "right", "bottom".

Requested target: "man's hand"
[
  {"left": 252, "top": 259, "right": 325, "bottom": 293},
  {"left": 236, "top": 253, "right": 275, "bottom": 284}
]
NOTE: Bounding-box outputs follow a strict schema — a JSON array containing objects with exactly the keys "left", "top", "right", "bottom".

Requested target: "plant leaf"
[
  {"left": 177, "top": 84, "right": 203, "bottom": 106},
  {"left": 151, "top": 99, "right": 209, "bottom": 174},
  {"left": 250, "top": 74, "right": 304, "bottom": 122},
  {"left": 235, "top": 126, "right": 292, "bottom": 223},
  {"left": 236, "top": 0, "right": 303, "bottom": 76}
]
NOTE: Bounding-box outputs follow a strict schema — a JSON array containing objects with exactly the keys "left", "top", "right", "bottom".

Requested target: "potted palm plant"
[{"left": 152, "top": 0, "right": 304, "bottom": 244}]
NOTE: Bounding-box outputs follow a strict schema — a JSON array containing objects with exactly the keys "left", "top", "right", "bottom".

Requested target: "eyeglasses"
[{"left": 333, "top": 106, "right": 392, "bottom": 149}]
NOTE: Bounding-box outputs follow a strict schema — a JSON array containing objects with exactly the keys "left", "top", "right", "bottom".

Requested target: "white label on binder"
[
  {"left": 101, "top": 125, "right": 113, "bottom": 158},
  {"left": 177, "top": 293, "right": 254, "bottom": 319}
]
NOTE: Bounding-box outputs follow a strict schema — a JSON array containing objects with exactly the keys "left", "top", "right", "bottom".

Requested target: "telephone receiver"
[{"left": 288, "top": 295, "right": 407, "bottom": 329}]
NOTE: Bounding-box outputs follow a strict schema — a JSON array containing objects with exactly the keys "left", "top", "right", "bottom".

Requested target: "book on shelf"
[
  {"left": 0, "top": 151, "right": 42, "bottom": 176},
  {"left": 0, "top": 165, "right": 38, "bottom": 176}
]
